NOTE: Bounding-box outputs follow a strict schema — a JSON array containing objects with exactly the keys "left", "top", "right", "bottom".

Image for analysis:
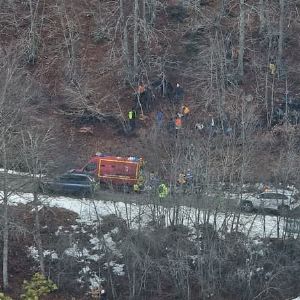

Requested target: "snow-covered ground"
[
  {"left": 4, "top": 191, "right": 293, "bottom": 239},
  {"left": 2, "top": 190, "right": 299, "bottom": 293},
  {"left": 0, "top": 168, "right": 45, "bottom": 177}
]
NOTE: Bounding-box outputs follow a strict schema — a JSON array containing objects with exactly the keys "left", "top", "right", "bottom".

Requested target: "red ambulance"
[{"left": 76, "top": 153, "right": 144, "bottom": 188}]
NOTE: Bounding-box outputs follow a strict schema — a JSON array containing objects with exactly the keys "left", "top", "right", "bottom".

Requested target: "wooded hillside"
[{"left": 1, "top": 0, "right": 300, "bottom": 299}]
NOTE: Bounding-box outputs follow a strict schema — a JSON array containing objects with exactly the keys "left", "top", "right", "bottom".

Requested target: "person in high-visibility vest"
[
  {"left": 128, "top": 109, "right": 137, "bottom": 130},
  {"left": 158, "top": 183, "right": 169, "bottom": 199},
  {"left": 133, "top": 183, "right": 140, "bottom": 193},
  {"left": 133, "top": 173, "right": 144, "bottom": 193}
]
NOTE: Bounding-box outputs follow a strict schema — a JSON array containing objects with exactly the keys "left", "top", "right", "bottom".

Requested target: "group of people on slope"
[{"left": 127, "top": 81, "right": 192, "bottom": 136}]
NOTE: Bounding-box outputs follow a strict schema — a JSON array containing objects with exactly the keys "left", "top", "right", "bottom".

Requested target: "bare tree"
[
  {"left": 20, "top": 127, "right": 54, "bottom": 275},
  {"left": 120, "top": 0, "right": 131, "bottom": 82},
  {"left": 0, "top": 46, "right": 30, "bottom": 290},
  {"left": 133, "top": 0, "right": 139, "bottom": 78},
  {"left": 259, "top": 0, "right": 266, "bottom": 34},
  {"left": 220, "top": 0, "right": 228, "bottom": 15},
  {"left": 238, "top": 0, "right": 245, "bottom": 78},
  {"left": 277, "top": 0, "right": 286, "bottom": 74}
]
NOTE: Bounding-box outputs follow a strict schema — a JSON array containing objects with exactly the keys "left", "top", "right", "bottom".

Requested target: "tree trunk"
[
  {"left": 238, "top": 0, "right": 245, "bottom": 78},
  {"left": 33, "top": 190, "right": 45, "bottom": 275},
  {"left": 149, "top": 0, "right": 157, "bottom": 25},
  {"left": 259, "top": 0, "right": 266, "bottom": 34},
  {"left": 3, "top": 194, "right": 8, "bottom": 290},
  {"left": 141, "top": 0, "right": 146, "bottom": 24},
  {"left": 120, "top": 0, "right": 131, "bottom": 82},
  {"left": 133, "top": 0, "right": 139, "bottom": 79},
  {"left": 2, "top": 140, "right": 9, "bottom": 290},
  {"left": 277, "top": 0, "right": 285, "bottom": 74},
  {"left": 220, "top": 0, "right": 228, "bottom": 15}
]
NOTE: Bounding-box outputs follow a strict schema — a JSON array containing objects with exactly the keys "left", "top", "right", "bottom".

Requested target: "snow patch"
[
  {"left": 89, "top": 274, "right": 104, "bottom": 288},
  {"left": 80, "top": 266, "right": 90, "bottom": 274},
  {"left": 105, "top": 261, "right": 125, "bottom": 276},
  {"left": 27, "top": 246, "right": 58, "bottom": 261},
  {"left": 0, "top": 168, "right": 46, "bottom": 177},
  {"left": 6, "top": 190, "right": 295, "bottom": 240}
]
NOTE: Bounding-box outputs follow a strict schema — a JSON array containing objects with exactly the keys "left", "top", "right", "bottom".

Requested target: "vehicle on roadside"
[
  {"left": 72, "top": 152, "right": 145, "bottom": 192},
  {"left": 240, "top": 190, "right": 300, "bottom": 215},
  {"left": 41, "top": 173, "right": 99, "bottom": 197}
]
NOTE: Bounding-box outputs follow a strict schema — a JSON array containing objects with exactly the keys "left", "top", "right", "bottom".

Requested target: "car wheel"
[
  {"left": 278, "top": 205, "right": 290, "bottom": 216},
  {"left": 241, "top": 201, "right": 254, "bottom": 213},
  {"left": 80, "top": 189, "right": 92, "bottom": 198}
]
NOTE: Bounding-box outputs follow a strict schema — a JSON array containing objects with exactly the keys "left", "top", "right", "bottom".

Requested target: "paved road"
[{"left": 1, "top": 171, "right": 300, "bottom": 218}]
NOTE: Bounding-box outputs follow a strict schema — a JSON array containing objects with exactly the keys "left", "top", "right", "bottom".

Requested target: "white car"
[{"left": 240, "top": 190, "right": 300, "bottom": 214}]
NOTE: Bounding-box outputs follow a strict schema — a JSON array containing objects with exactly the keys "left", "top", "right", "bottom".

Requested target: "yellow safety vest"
[
  {"left": 133, "top": 184, "right": 140, "bottom": 192},
  {"left": 158, "top": 184, "right": 169, "bottom": 198},
  {"left": 128, "top": 111, "right": 136, "bottom": 120}
]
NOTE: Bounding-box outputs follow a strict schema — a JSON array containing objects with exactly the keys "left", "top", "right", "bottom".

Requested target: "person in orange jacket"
[
  {"left": 175, "top": 114, "right": 182, "bottom": 137},
  {"left": 175, "top": 114, "right": 182, "bottom": 129}
]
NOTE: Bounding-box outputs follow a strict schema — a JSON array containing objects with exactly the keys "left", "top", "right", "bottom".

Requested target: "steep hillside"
[
  {"left": 1, "top": 1, "right": 300, "bottom": 181},
  {"left": 3, "top": 1, "right": 300, "bottom": 299}
]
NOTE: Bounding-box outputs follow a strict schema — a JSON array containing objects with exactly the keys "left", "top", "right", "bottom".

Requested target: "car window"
[
  {"left": 273, "top": 193, "right": 288, "bottom": 200},
  {"left": 58, "top": 175, "right": 89, "bottom": 183},
  {"left": 84, "top": 162, "right": 97, "bottom": 172},
  {"left": 59, "top": 175, "right": 73, "bottom": 182},
  {"left": 71, "top": 176, "right": 90, "bottom": 183},
  {"left": 260, "top": 193, "right": 274, "bottom": 199},
  {"left": 260, "top": 193, "right": 288, "bottom": 200}
]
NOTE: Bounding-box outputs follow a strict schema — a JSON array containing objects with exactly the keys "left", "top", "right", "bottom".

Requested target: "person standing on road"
[{"left": 158, "top": 183, "right": 169, "bottom": 199}]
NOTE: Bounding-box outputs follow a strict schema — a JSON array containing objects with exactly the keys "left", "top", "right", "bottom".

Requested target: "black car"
[{"left": 41, "top": 173, "right": 98, "bottom": 196}]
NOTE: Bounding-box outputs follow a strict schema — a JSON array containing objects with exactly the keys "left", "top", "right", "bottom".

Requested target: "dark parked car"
[{"left": 41, "top": 173, "right": 99, "bottom": 196}]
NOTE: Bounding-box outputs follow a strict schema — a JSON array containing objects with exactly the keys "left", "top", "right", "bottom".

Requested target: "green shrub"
[
  {"left": 21, "top": 273, "right": 57, "bottom": 300},
  {"left": 0, "top": 293, "right": 13, "bottom": 300}
]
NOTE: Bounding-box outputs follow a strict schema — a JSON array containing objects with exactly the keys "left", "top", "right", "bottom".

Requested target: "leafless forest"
[{"left": 1, "top": 0, "right": 300, "bottom": 299}]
